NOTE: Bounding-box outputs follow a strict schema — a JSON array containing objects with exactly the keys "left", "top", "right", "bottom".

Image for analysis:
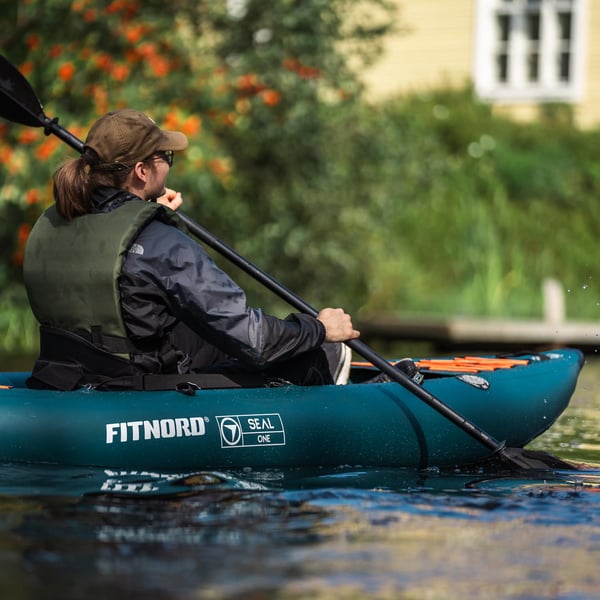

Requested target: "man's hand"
[
  {"left": 317, "top": 307, "right": 360, "bottom": 343},
  {"left": 156, "top": 187, "right": 183, "bottom": 211}
]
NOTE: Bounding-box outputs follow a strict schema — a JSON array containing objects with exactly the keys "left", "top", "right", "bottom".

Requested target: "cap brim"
[{"left": 158, "top": 130, "right": 188, "bottom": 152}]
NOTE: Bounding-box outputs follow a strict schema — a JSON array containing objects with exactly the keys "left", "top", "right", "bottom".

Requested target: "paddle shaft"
[
  {"left": 44, "top": 116, "right": 84, "bottom": 154},
  {"left": 0, "top": 54, "right": 532, "bottom": 465}
]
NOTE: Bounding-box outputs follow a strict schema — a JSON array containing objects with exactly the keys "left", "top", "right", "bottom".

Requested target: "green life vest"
[
  {"left": 23, "top": 199, "right": 268, "bottom": 391},
  {"left": 23, "top": 199, "right": 167, "bottom": 351}
]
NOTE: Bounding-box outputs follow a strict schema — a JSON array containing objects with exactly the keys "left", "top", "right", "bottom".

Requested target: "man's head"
[{"left": 84, "top": 109, "right": 188, "bottom": 169}]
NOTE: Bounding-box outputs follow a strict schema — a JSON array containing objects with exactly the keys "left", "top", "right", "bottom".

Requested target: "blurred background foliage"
[{"left": 1, "top": 0, "right": 599, "bottom": 357}]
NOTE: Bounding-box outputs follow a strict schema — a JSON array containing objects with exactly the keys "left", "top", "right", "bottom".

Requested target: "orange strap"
[
  {"left": 417, "top": 357, "right": 529, "bottom": 372},
  {"left": 352, "top": 356, "right": 529, "bottom": 373}
]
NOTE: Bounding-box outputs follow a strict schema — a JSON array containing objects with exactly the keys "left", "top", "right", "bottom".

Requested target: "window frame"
[{"left": 474, "top": 0, "right": 587, "bottom": 103}]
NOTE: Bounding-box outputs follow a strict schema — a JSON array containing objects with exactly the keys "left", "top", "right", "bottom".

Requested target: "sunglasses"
[{"left": 148, "top": 150, "right": 174, "bottom": 168}]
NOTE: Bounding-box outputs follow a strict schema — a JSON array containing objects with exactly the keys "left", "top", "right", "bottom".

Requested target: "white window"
[{"left": 474, "top": 0, "right": 587, "bottom": 102}]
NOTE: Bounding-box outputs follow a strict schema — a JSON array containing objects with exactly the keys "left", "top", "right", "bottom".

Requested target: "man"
[{"left": 23, "top": 109, "right": 360, "bottom": 391}]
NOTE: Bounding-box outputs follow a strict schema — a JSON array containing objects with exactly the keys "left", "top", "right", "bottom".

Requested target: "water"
[{"left": 2, "top": 359, "right": 600, "bottom": 599}]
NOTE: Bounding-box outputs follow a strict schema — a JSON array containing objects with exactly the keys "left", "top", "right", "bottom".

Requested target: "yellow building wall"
[
  {"left": 582, "top": 1, "right": 600, "bottom": 127},
  {"left": 362, "top": 1, "right": 474, "bottom": 96},
  {"left": 363, "top": 0, "right": 600, "bottom": 128}
]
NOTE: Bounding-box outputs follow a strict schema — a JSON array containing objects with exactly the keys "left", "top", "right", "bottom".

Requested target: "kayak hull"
[{"left": 0, "top": 348, "right": 584, "bottom": 470}]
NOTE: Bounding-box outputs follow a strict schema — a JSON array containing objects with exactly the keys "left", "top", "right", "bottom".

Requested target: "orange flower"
[
  {"left": 106, "top": 0, "right": 126, "bottom": 13},
  {"left": 84, "top": 8, "right": 97, "bottom": 21},
  {"left": 20, "top": 61, "right": 33, "bottom": 76},
  {"left": 138, "top": 42, "right": 157, "bottom": 59},
  {"left": 149, "top": 55, "right": 170, "bottom": 77},
  {"left": 221, "top": 112, "right": 237, "bottom": 127},
  {"left": 58, "top": 62, "right": 76, "bottom": 82},
  {"left": 237, "top": 73, "right": 256, "bottom": 91},
  {"left": 124, "top": 24, "right": 146, "bottom": 43},
  {"left": 111, "top": 64, "right": 130, "bottom": 81},
  {"left": 237, "top": 73, "right": 263, "bottom": 94},
  {"left": 182, "top": 115, "right": 202, "bottom": 136},
  {"left": 298, "top": 65, "right": 321, "bottom": 79},
  {"left": 17, "top": 223, "right": 31, "bottom": 244},
  {"left": 71, "top": 0, "right": 89, "bottom": 12},
  {"left": 162, "top": 112, "right": 180, "bottom": 130},
  {"left": 25, "top": 189, "right": 40, "bottom": 205},
  {"left": 49, "top": 45, "right": 63, "bottom": 58},
  {"left": 282, "top": 57, "right": 300, "bottom": 72},
  {"left": 282, "top": 58, "right": 320, "bottom": 79},
  {"left": 124, "top": 48, "right": 140, "bottom": 63},
  {"left": 123, "top": 0, "right": 141, "bottom": 19},
  {"left": 0, "top": 146, "right": 13, "bottom": 163},
  {"left": 18, "top": 130, "right": 38, "bottom": 144},
  {"left": 260, "top": 89, "right": 281, "bottom": 107},
  {"left": 96, "top": 53, "right": 113, "bottom": 72},
  {"left": 26, "top": 34, "right": 40, "bottom": 50},
  {"left": 92, "top": 86, "right": 108, "bottom": 114},
  {"left": 13, "top": 250, "right": 24, "bottom": 266},
  {"left": 36, "top": 138, "right": 59, "bottom": 160},
  {"left": 208, "top": 158, "right": 231, "bottom": 176}
]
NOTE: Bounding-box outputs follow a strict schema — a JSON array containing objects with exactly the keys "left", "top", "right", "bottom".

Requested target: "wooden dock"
[
  {"left": 357, "top": 279, "right": 600, "bottom": 353},
  {"left": 358, "top": 314, "right": 600, "bottom": 352}
]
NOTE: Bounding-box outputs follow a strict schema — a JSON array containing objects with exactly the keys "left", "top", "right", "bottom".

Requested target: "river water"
[{"left": 1, "top": 355, "right": 600, "bottom": 599}]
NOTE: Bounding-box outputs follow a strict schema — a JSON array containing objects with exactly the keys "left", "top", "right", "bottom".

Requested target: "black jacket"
[{"left": 100, "top": 189, "right": 326, "bottom": 371}]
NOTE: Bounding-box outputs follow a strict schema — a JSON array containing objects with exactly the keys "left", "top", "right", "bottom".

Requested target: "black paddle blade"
[
  {"left": 0, "top": 55, "right": 46, "bottom": 127},
  {"left": 500, "top": 447, "right": 577, "bottom": 471}
]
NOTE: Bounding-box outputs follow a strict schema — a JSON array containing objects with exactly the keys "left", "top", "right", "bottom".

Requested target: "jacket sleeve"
[{"left": 120, "top": 220, "right": 326, "bottom": 367}]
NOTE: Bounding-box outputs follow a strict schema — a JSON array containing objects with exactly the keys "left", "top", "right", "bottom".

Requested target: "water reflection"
[{"left": 8, "top": 466, "right": 600, "bottom": 599}]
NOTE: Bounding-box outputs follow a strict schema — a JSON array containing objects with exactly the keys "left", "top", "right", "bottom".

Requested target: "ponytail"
[{"left": 53, "top": 149, "right": 132, "bottom": 221}]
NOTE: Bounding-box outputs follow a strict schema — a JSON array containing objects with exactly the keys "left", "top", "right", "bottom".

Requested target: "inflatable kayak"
[{"left": 0, "top": 348, "right": 583, "bottom": 471}]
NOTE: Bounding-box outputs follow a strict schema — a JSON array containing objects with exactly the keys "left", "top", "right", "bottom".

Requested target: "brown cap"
[{"left": 84, "top": 108, "right": 188, "bottom": 168}]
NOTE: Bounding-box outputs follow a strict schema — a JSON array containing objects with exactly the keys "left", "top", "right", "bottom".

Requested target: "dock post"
[{"left": 543, "top": 278, "right": 565, "bottom": 325}]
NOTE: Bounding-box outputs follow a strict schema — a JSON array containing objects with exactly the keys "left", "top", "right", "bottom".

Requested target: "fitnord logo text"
[{"left": 106, "top": 417, "right": 207, "bottom": 444}]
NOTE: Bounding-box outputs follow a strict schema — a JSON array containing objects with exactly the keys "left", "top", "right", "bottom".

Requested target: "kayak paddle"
[{"left": 0, "top": 54, "right": 576, "bottom": 471}]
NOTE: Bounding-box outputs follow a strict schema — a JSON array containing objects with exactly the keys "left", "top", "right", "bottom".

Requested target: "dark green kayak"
[{"left": 0, "top": 348, "right": 584, "bottom": 471}]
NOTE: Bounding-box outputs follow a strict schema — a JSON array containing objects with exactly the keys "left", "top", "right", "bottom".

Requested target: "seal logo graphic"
[{"left": 218, "top": 416, "right": 242, "bottom": 446}]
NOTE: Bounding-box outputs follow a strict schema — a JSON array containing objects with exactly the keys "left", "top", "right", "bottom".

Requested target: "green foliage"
[
  {"left": 344, "top": 89, "right": 600, "bottom": 320},
  {"left": 0, "top": 285, "right": 37, "bottom": 353}
]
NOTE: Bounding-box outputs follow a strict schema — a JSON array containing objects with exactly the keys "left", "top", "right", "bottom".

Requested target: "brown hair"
[{"left": 53, "top": 148, "right": 132, "bottom": 221}]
